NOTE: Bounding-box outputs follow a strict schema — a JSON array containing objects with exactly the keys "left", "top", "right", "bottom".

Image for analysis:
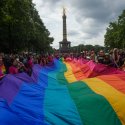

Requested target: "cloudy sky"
[{"left": 33, "top": 0, "right": 125, "bottom": 49}]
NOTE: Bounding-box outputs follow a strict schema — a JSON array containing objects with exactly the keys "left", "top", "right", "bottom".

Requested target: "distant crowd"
[
  {"left": 0, "top": 53, "right": 54, "bottom": 79},
  {"left": 0, "top": 48, "right": 125, "bottom": 79},
  {"left": 61, "top": 48, "right": 125, "bottom": 70},
  {"left": 79, "top": 48, "right": 125, "bottom": 68}
]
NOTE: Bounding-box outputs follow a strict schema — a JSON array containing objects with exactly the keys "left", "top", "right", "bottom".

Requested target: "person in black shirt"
[
  {"left": 96, "top": 50, "right": 105, "bottom": 64},
  {"left": 103, "top": 53, "right": 113, "bottom": 66}
]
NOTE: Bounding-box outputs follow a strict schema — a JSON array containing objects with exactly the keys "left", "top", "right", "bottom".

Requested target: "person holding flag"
[{"left": 0, "top": 56, "right": 6, "bottom": 79}]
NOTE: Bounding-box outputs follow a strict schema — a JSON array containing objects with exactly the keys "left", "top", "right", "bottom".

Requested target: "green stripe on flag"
[{"left": 67, "top": 81, "right": 122, "bottom": 125}]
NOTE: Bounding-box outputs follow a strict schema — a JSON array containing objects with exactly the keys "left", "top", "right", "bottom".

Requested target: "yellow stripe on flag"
[
  {"left": 64, "top": 61, "right": 77, "bottom": 83},
  {"left": 83, "top": 78, "right": 125, "bottom": 125}
]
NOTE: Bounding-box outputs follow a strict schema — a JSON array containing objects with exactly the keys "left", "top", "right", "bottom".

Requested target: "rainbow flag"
[
  {"left": 0, "top": 65, "right": 6, "bottom": 77},
  {"left": 0, "top": 58, "right": 125, "bottom": 125}
]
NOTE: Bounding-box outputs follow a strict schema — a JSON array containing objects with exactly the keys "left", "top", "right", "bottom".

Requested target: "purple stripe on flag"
[{"left": 0, "top": 73, "right": 34, "bottom": 104}]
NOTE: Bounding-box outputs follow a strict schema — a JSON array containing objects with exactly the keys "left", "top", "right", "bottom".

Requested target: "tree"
[
  {"left": 105, "top": 10, "right": 125, "bottom": 48},
  {"left": 70, "top": 44, "right": 104, "bottom": 54},
  {"left": 0, "top": 0, "right": 54, "bottom": 53}
]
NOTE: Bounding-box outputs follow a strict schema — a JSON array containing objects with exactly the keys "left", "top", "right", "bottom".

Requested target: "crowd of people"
[
  {"left": 0, "top": 48, "right": 125, "bottom": 80},
  {"left": 80, "top": 48, "right": 125, "bottom": 68},
  {"left": 63, "top": 48, "right": 125, "bottom": 70},
  {"left": 0, "top": 53, "right": 54, "bottom": 79}
]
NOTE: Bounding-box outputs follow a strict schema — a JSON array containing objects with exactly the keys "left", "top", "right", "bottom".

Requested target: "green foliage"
[
  {"left": 71, "top": 44, "right": 104, "bottom": 54},
  {"left": 105, "top": 10, "right": 125, "bottom": 49},
  {"left": 0, "top": 0, "right": 54, "bottom": 53}
]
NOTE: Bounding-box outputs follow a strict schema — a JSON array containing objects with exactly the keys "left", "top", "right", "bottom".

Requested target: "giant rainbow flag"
[{"left": 0, "top": 58, "right": 125, "bottom": 125}]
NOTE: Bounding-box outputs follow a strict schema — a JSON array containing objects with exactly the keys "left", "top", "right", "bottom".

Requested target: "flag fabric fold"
[{"left": 0, "top": 58, "right": 125, "bottom": 125}]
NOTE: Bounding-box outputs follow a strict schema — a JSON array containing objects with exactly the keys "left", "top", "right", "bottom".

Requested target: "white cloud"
[{"left": 33, "top": 0, "right": 125, "bottom": 49}]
